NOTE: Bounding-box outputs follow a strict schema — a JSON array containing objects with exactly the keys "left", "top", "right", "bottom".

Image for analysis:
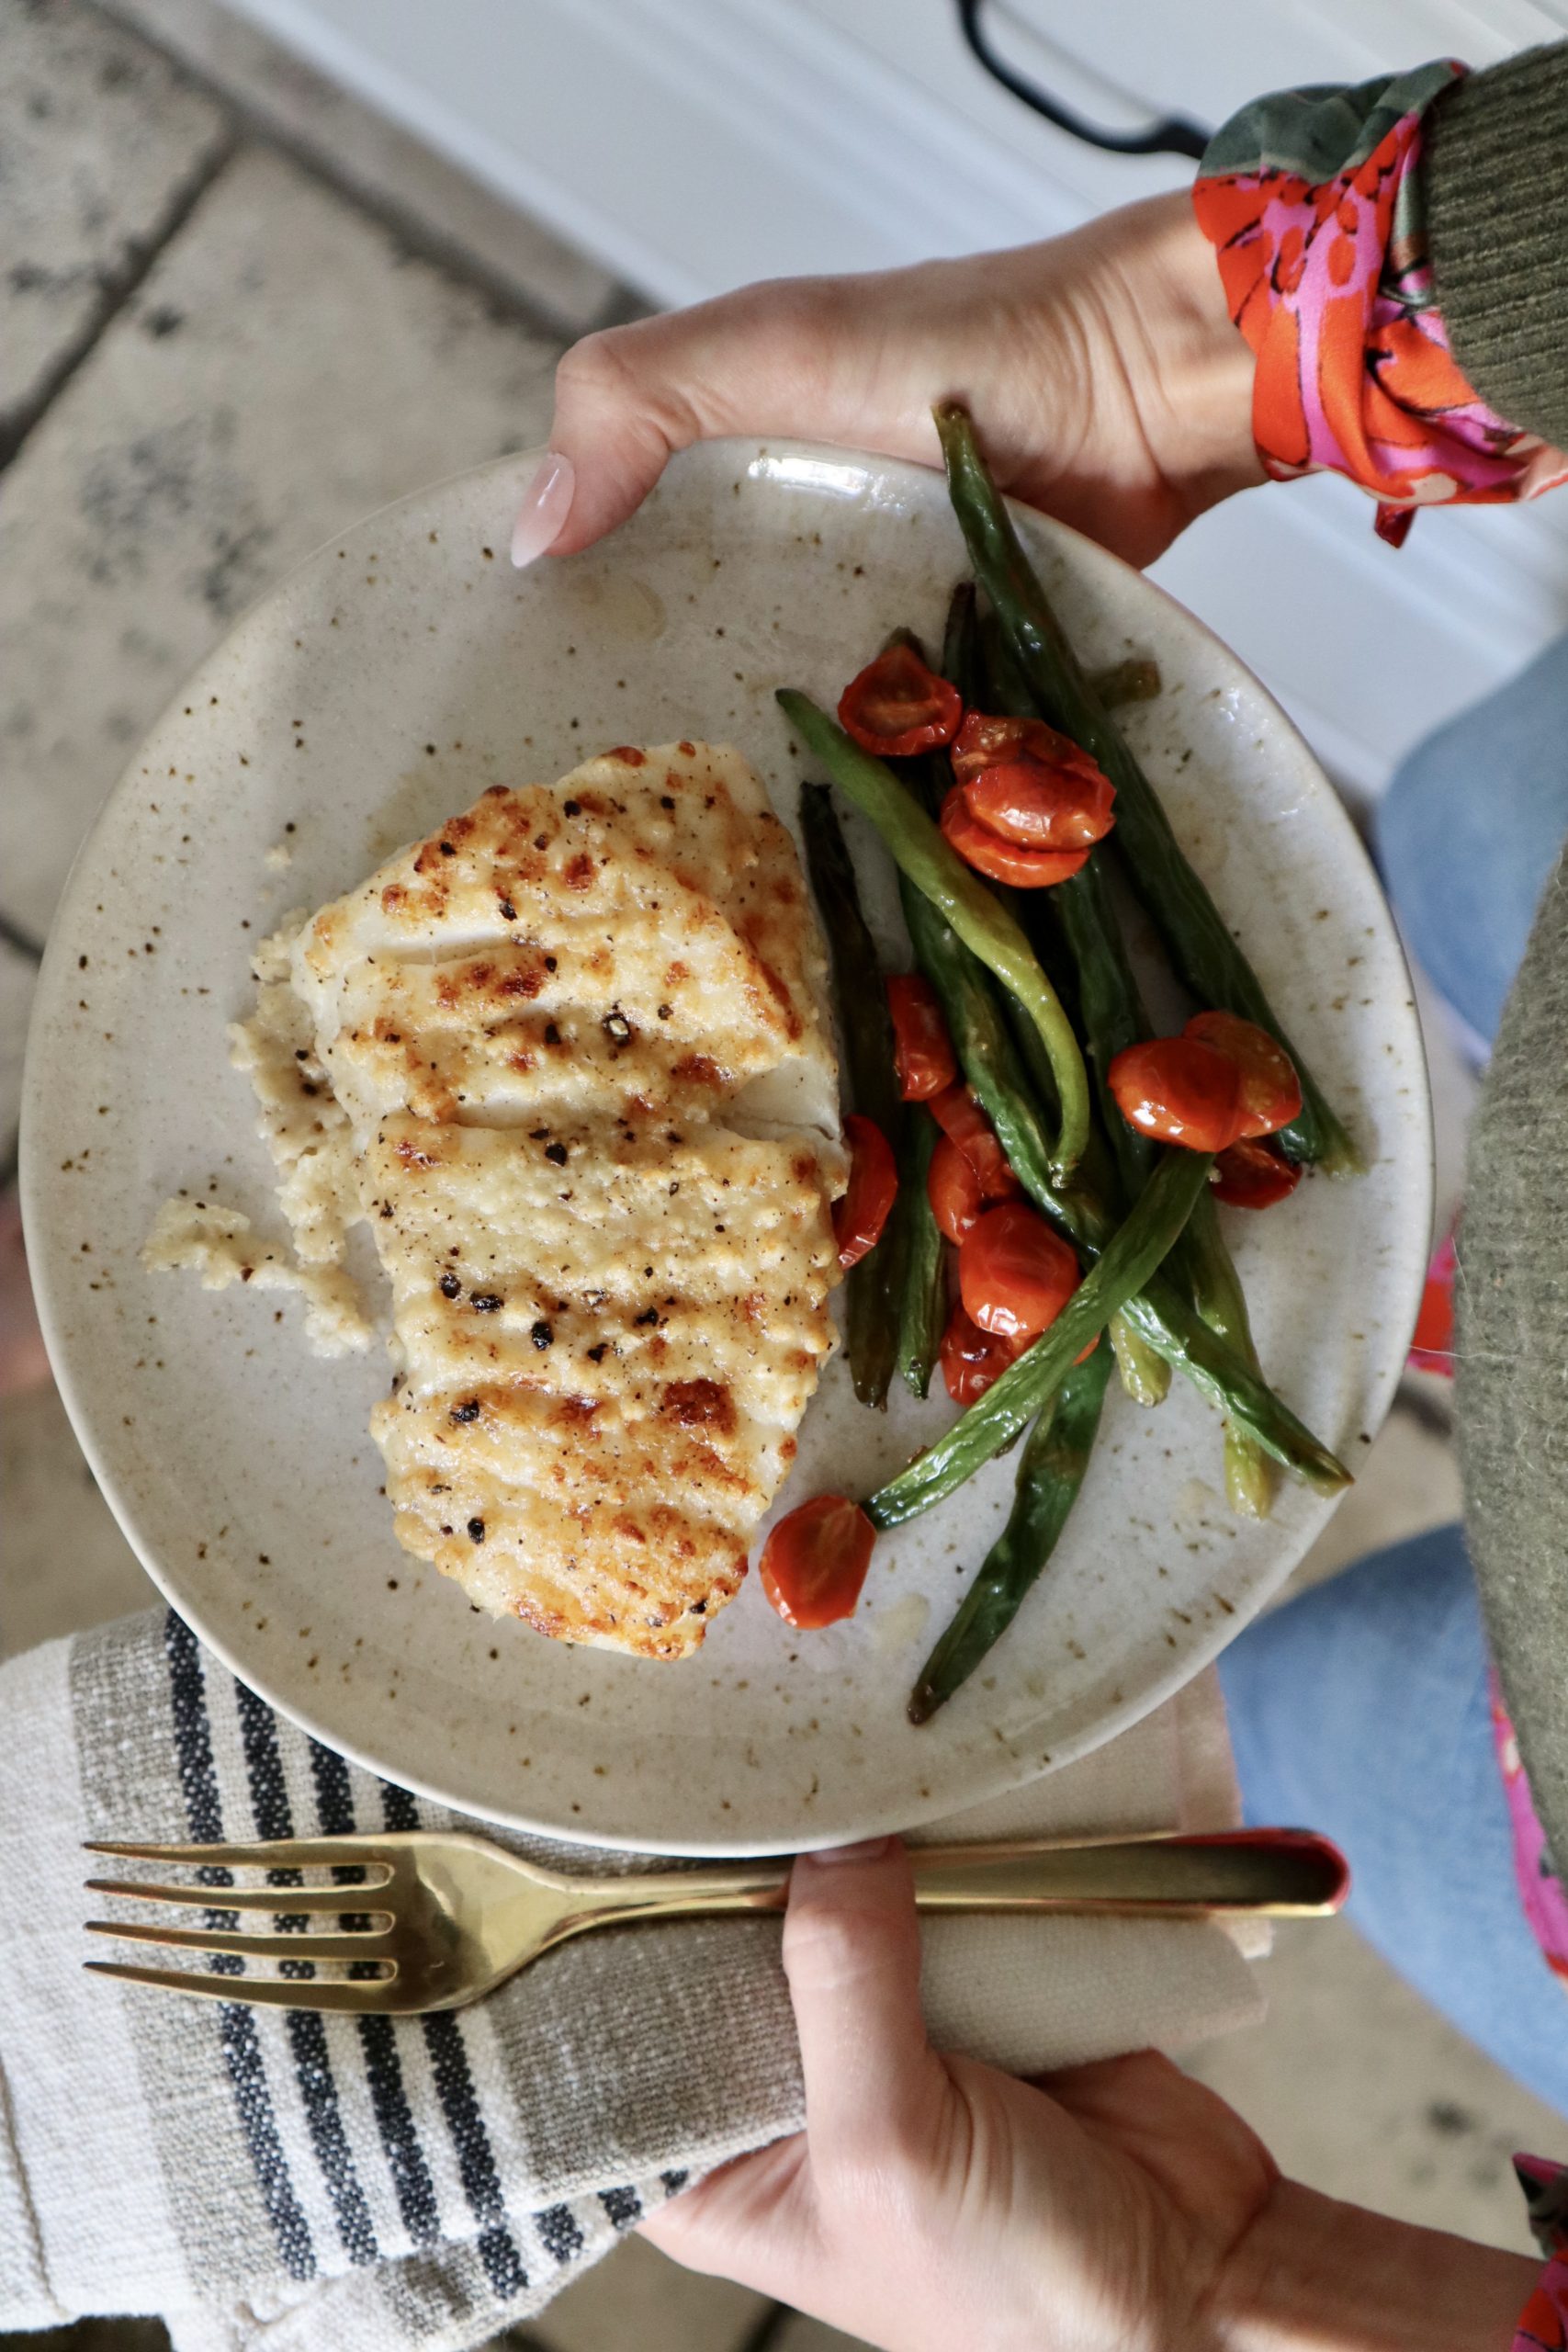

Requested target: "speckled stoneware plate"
[{"left": 22, "top": 441, "right": 1430, "bottom": 1854}]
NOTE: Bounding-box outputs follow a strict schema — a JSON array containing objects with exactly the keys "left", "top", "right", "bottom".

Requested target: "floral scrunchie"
[{"left": 1192, "top": 62, "right": 1568, "bottom": 544}]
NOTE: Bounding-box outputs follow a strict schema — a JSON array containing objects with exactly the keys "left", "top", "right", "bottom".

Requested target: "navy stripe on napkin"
[
  {"left": 164, "top": 1611, "right": 317, "bottom": 2284},
  {"left": 378, "top": 1786, "right": 527, "bottom": 2301},
  {"left": 234, "top": 1683, "right": 378, "bottom": 2267}
]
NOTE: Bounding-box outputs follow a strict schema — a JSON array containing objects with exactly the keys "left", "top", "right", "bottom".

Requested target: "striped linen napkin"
[{"left": 0, "top": 1606, "right": 1265, "bottom": 2350}]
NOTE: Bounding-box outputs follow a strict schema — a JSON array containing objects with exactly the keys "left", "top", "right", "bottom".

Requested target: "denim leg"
[
  {"left": 1376, "top": 631, "right": 1568, "bottom": 1051},
  {"left": 1219, "top": 1525, "right": 1568, "bottom": 2119}
]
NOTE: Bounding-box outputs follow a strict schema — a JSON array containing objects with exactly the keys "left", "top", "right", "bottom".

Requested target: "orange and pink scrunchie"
[{"left": 1192, "top": 61, "right": 1567, "bottom": 544}]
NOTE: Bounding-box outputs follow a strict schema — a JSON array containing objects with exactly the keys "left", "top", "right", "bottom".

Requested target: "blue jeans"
[
  {"left": 1221, "top": 1530, "right": 1568, "bottom": 2116},
  {"left": 1218, "top": 633, "right": 1568, "bottom": 2116},
  {"left": 1376, "top": 630, "right": 1568, "bottom": 1055}
]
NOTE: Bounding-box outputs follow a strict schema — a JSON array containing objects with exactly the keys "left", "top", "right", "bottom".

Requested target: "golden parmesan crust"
[
  {"left": 297, "top": 743, "right": 842, "bottom": 1658},
  {"left": 294, "top": 743, "right": 836, "bottom": 1143},
  {"left": 361, "top": 1115, "right": 836, "bottom": 1425}
]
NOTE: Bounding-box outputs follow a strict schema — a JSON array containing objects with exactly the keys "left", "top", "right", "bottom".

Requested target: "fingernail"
[
  {"left": 799, "top": 1836, "right": 894, "bottom": 1868},
  {"left": 510, "top": 450, "right": 575, "bottom": 569}
]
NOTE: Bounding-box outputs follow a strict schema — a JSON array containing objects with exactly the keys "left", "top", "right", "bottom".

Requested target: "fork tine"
[
  {"left": 85, "top": 1876, "right": 390, "bottom": 1916},
  {"left": 86, "top": 1919, "right": 390, "bottom": 1962},
  {"left": 85, "top": 1837, "right": 396, "bottom": 1872},
  {"left": 85, "top": 1960, "right": 409, "bottom": 2013}
]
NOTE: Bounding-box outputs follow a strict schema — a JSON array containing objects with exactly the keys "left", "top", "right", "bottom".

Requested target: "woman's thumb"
[
  {"left": 509, "top": 276, "right": 897, "bottom": 566},
  {"left": 784, "top": 1838, "right": 945, "bottom": 2170},
  {"left": 512, "top": 308, "right": 736, "bottom": 565}
]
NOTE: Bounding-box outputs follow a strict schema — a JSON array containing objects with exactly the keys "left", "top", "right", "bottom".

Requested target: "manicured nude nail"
[
  {"left": 510, "top": 450, "right": 575, "bottom": 568},
  {"left": 799, "top": 1836, "right": 894, "bottom": 1868}
]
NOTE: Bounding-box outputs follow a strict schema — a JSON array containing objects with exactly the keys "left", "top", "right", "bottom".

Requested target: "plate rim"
[{"left": 20, "top": 439, "right": 1433, "bottom": 1853}]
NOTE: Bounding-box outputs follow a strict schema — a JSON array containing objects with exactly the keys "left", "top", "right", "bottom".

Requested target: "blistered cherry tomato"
[
  {"left": 833, "top": 1114, "right": 897, "bottom": 1271},
  {"left": 958, "top": 1200, "right": 1079, "bottom": 1343},
  {"left": 1184, "top": 1012, "right": 1302, "bottom": 1139},
  {"left": 1108, "top": 1036, "right": 1243, "bottom": 1153},
  {"left": 947, "top": 712, "right": 1053, "bottom": 786},
  {"left": 886, "top": 973, "right": 958, "bottom": 1101},
  {"left": 939, "top": 1303, "right": 1026, "bottom": 1408},
  {"left": 759, "top": 1495, "right": 876, "bottom": 1629},
  {"left": 964, "top": 763, "right": 1115, "bottom": 851},
  {"left": 1210, "top": 1136, "right": 1303, "bottom": 1209},
  {"left": 952, "top": 712, "right": 1115, "bottom": 850},
  {"left": 940, "top": 786, "right": 1089, "bottom": 888},
  {"left": 927, "top": 1084, "right": 1018, "bottom": 1201},
  {"left": 838, "top": 643, "right": 963, "bottom": 757},
  {"left": 928, "top": 1130, "right": 986, "bottom": 1244}
]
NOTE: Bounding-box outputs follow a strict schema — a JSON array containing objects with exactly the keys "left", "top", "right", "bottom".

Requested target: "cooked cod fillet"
[{"left": 295, "top": 741, "right": 845, "bottom": 1657}]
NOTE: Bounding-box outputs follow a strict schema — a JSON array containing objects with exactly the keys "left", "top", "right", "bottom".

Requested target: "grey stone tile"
[
  {"left": 97, "top": 0, "right": 624, "bottom": 334},
  {"left": 0, "top": 1378, "right": 157, "bottom": 1659},
  {"left": 0, "top": 933, "right": 39, "bottom": 1158},
  {"left": 0, "top": 138, "right": 564, "bottom": 933},
  {"left": 1188, "top": 1917, "right": 1563, "bottom": 2254},
  {"left": 0, "top": 0, "right": 231, "bottom": 454},
  {"left": 529, "top": 2234, "right": 773, "bottom": 2352}
]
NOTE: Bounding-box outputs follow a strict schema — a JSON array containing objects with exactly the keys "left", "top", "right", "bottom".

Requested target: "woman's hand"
[
  {"left": 638, "top": 1838, "right": 1539, "bottom": 2352},
  {"left": 639, "top": 1834, "right": 1275, "bottom": 2351},
  {"left": 513, "top": 191, "right": 1262, "bottom": 575}
]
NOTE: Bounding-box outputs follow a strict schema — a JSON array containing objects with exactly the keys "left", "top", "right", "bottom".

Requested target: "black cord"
[{"left": 956, "top": 0, "right": 1210, "bottom": 161}]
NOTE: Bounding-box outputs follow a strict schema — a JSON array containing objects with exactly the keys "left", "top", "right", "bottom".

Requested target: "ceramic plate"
[{"left": 22, "top": 442, "right": 1430, "bottom": 1853}]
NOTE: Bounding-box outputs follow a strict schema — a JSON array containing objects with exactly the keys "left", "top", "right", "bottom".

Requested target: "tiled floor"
[{"left": 0, "top": 4, "right": 1553, "bottom": 2347}]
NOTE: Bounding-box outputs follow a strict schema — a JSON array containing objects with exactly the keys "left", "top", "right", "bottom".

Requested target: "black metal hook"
[{"left": 956, "top": 0, "right": 1210, "bottom": 161}]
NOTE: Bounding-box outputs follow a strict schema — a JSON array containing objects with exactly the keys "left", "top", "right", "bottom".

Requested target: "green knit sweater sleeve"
[
  {"left": 1436, "top": 45, "right": 1568, "bottom": 1880},
  {"left": 1427, "top": 41, "right": 1568, "bottom": 451}
]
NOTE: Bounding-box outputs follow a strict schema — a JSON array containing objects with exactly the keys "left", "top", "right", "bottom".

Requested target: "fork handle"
[
  {"left": 564, "top": 1829, "right": 1346, "bottom": 1926},
  {"left": 905, "top": 1828, "right": 1346, "bottom": 1916}
]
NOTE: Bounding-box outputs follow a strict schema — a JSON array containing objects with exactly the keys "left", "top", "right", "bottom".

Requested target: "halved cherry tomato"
[
  {"left": 759, "top": 1494, "right": 875, "bottom": 1629},
  {"left": 927, "top": 1083, "right": 1019, "bottom": 1201},
  {"left": 964, "top": 763, "right": 1115, "bottom": 851},
  {"left": 939, "top": 1303, "right": 1026, "bottom": 1408},
  {"left": 1210, "top": 1137, "right": 1303, "bottom": 1210},
  {"left": 928, "top": 1129, "right": 986, "bottom": 1244},
  {"left": 952, "top": 712, "right": 1115, "bottom": 850},
  {"left": 946, "top": 712, "right": 1058, "bottom": 786},
  {"left": 940, "top": 786, "right": 1089, "bottom": 888},
  {"left": 1184, "top": 1012, "right": 1302, "bottom": 1139},
  {"left": 833, "top": 1114, "right": 897, "bottom": 1271},
  {"left": 1107, "top": 1036, "right": 1243, "bottom": 1153},
  {"left": 958, "top": 1200, "right": 1079, "bottom": 1343},
  {"left": 886, "top": 973, "right": 957, "bottom": 1101},
  {"left": 838, "top": 643, "right": 962, "bottom": 757}
]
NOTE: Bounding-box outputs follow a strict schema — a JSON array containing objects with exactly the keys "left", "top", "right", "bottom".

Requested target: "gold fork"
[{"left": 84, "top": 1826, "right": 1347, "bottom": 2016}]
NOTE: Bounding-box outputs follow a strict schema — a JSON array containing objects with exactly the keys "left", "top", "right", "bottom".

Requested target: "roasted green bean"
[
  {"left": 895, "top": 1112, "right": 946, "bottom": 1400},
  {"left": 866, "top": 1147, "right": 1213, "bottom": 1529},
  {"left": 799, "top": 783, "right": 908, "bottom": 1408},
  {"left": 976, "top": 571, "right": 1274, "bottom": 1483},
  {"left": 934, "top": 401, "right": 1361, "bottom": 1177},
  {"left": 892, "top": 794, "right": 1344, "bottom": 1494},
  {"left": 908, "top": 1339, "right": 1111, "bottom": 1723},
  {"left": 777, "top": 689, "right": 1090, "bottom": 1182},
  {"left": 1175, "top": 1195, "right": 1274, "bottom": 1518}
]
